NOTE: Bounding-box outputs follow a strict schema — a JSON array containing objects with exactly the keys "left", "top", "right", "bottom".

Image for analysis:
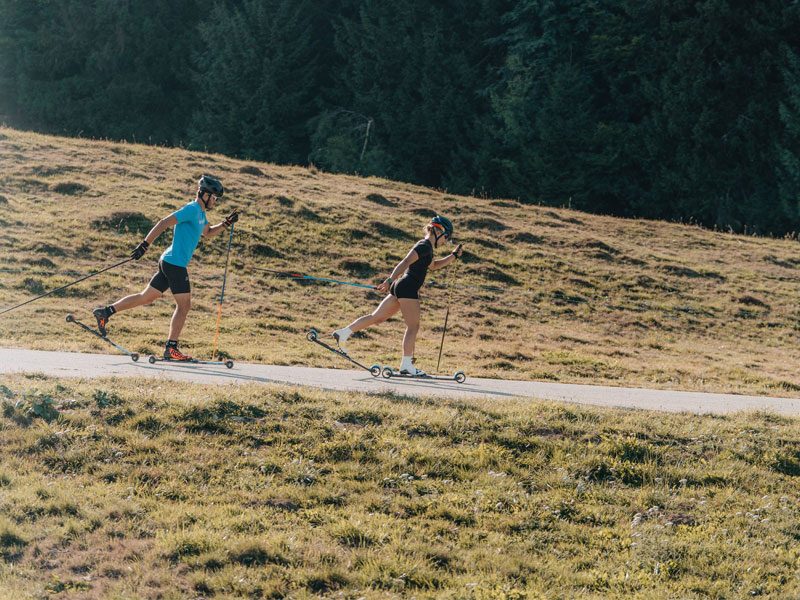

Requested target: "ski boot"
[
  {"left": 399, "top": 356, "right": 426, "bottom": 377},
  {"left": 163, "top": 346, "right": 194, "bottom": 362},
  {"left": 332, "top": 326, "right": 352, "bottom": 353},
  {"left": 93, "top": 306, "right": 112, "bottom": 336}
]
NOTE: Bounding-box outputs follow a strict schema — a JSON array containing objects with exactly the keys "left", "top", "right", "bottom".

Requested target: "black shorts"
[
  {"left": 149, "top": 260, "right": 191, "bottom": 295},
  {"left": 390, "top": 276, "right": 422, "bottom": 300}
]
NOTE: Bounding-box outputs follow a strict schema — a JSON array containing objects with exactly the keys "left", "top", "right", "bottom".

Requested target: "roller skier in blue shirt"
[{"left": 93, "top": 175, "right": 239, "bottom": 361}]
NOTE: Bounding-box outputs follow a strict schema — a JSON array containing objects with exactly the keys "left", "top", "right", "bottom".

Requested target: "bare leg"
[
  {"left": 398, "top": 298, "right": 421, "bottom": 357},
  {"left": 168, "top": 293, "right": 192, "bottom": 341},
  {"left": 347, "top": 295, "right": 401, "bottom": 332},
  {"left": 112, "top": 285, "right": 162, "bottom": 313}
]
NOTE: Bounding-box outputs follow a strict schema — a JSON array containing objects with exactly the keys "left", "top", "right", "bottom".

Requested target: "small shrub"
[
  {"left": 295, "top": 206, "right": 324, "bottom": 222},
  {"left": 464, "top": 217, "right": 508, "bottom": 232},
  {"left": 164, "top": 534, "right": 213, "bottom": 562},
  {"left": 24, "top": 257, "right": 56, "bottom": 268},
  {"left": 51, "top": 182, "right": 89, "bottom": 195},
  {"left": 0, "top": 519, "right": 27, "bottom": 559},
  {"left": 238, "top": 165, "right": 264, "bottom": 176},
  {"left": 469, "top": 264, "right": 519, "bottom": 285},
  {"left": 229, "top": 541, "right": 288, "bottom": 566},
  {"left": 93, "top": 389, "right": 123, "bottom": 408},
  {"left": 31, "top": 242, "right": 65, "bottom": 256},
  {"left": 250, "top": 243, "right": 282, "bottom": 258},
  {"left": 92, "top": 212, "right": 154, "bottom": 236},
  {"left": 365, "top": 193, "right": 396, "bottom": 207},
  {"left": 736, "top": 295, "right": 769, "bottom": 308},
  {"left": 17, "top": 277, "right": 45, "bottom": 294},
  {"left": 574, "top": 238, "right": 619, "bottom": 254},
  {"left": 329, "top": 522, "right": 376, "bottom": 547},
  {"left": 337, "top": 260, "right": 377, "bottom": 278},
  {"left": 368, "top": 220, "right": 413, "bottom": 241},
  {"left": 0, "top": 195, "right": 8, "bottom": 204},
  {"left": 337, "top": 409, "right": 383, "bottom": 425}
]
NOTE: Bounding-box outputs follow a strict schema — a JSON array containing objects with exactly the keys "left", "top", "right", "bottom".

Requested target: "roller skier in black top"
[{"left": 332, "top": 215, "right": 463, "bottom": 376}]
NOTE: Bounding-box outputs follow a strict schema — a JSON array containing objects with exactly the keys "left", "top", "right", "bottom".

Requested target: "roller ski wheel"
[{"left": 307, "top": 329, "right": 382, "bottom": 377}]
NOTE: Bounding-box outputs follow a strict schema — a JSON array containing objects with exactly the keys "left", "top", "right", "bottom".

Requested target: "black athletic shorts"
[
  {"left": 149, "top": 260, "right": 191, "bottom": 295},
  {"left": 390, "top": 275, "right": 422, "bottom": 300}
]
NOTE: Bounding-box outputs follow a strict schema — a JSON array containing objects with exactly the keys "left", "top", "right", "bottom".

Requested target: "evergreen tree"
[
  {"left": 0, "top": 0, "right": 200, "bottom": 143},
  {"left": 311, "top": 0, "right": 507, "bottom": 189},
  {"left": 777, "top": 45, "right": 800, "bottom": 227},
  {"left": 189, "top": 0, "right": 318, "bottom": 164}
]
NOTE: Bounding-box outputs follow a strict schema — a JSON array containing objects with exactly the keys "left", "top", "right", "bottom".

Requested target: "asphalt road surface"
[{"left": 1, "top": 348, "right": 799, "bottom": 416}]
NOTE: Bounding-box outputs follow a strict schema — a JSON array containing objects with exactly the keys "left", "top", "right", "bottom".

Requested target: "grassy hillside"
[
  {"left": 2, "top": 374, "right": 800, "bottom": 599},
  {"left": 1, "top": 126, "right": 799, "bottom": 396}
]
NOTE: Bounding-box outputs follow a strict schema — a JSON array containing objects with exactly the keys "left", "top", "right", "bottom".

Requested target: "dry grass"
[
  {"left": 1, "top": 126, "right": 800, "bottom": 395},
  {"left": 2, "top": 375, "right": 800, "bottom": 599}
]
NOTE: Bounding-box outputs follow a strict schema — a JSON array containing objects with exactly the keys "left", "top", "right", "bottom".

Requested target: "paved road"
[{"left": 1, "top": 348, "right": 799, "bottom": 416}]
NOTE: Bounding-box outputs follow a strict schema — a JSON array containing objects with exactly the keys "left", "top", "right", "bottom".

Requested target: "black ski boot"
[{"left": 93, "top": 307, "right": 112, "bottom": 336}]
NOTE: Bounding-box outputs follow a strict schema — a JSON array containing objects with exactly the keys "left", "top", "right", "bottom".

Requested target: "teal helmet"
[{"left": 430, "top": 215, "right": 453, "bottom": 240}]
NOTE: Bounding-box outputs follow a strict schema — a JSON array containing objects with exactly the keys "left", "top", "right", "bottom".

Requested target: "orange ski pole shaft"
[{"left": 212, "top": 222, "right": 235, "bottom": 361}]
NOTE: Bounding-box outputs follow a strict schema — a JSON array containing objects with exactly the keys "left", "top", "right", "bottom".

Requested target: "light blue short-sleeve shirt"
[{"left": 160, "top": 201, "right": 207, "bottom": 268}]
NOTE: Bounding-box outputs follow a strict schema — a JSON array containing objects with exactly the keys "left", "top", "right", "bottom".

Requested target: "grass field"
[
  {"left": 2, "top": 374, "right": 800, "bottom": 599},
  {"left": 2, "top": 127, "right": 800, "bottom": 396}
]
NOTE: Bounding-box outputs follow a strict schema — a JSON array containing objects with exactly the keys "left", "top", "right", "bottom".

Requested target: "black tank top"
[{"left": 404, "top": 239, "right": 434, "bottom": 285}]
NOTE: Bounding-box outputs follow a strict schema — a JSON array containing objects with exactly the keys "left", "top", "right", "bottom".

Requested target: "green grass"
[
  {"left": 2, "top": 125, "right": 800, "bottom": 397},
  {"left": 1, "top": 374, "right": 800, "bottom": 599}
]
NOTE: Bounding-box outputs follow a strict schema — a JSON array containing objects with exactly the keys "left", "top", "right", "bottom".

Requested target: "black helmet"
[
  {"left": 430, "top": 215, "right": 453, "bottom": 240},
  {"left": 198, "top": 175, "right": 223, "bottom": 197}
]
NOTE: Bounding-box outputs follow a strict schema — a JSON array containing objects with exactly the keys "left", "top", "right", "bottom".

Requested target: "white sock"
[{"left": 400, "top": 356, "right": 414, "bottom": 370}]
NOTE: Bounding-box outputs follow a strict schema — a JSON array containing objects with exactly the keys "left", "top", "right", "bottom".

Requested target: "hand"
[
  {"left": 376, "top": 278, "right": 392, "bottom": 293},
  {"left": 130, "top": 240, "right": 149, "bottom": 260},
  {"left": 224, "top": 209, "right": 239, "bottom": 227},
  {"left": 451, "top": 243, "right": 463, "bottom": 259}
]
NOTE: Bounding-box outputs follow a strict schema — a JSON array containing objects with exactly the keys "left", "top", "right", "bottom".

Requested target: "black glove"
[
  {"left": 451, "top": 243, "right": 463, "bottom": 259},
  {"left": 130, "top": 240, "right": 149, "bottom": 260},
  {"left": 224, "top": 209, "right": 239, "bottom": 227}
]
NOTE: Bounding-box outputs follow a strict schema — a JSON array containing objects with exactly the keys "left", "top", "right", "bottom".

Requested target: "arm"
[
  {"left": 430, "top": 243, "right": 463, "bottom": 271},
  {"left": 376, "top": 249, "right": 419, "bottom": 293},
  {"left": 203, "top": 222, "right": 228, "bottom": 238},
  {"left": 203, "top": 208, "right": 239, "bottom": 238},
  {"left": 143, "top": 215, "right": 178, "bottom": 245},
  {"left": 129, "top": 214, "right": 178, "bottom": 260}
]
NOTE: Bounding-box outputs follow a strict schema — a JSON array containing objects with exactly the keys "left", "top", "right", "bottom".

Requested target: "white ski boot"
[{"left": 399, "top": 356, "right": 426, "bottom": 376}]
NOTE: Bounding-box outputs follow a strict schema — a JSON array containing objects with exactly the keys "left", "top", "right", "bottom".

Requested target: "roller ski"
[
  {"left": 381, "top": 358, "right": 466, "bottom": 383},
  {"left": 147, "top": 346, "right": 233, "bottom": 369},
  {"left": 66, "top": 314, "right": 140, "bottom": 361},
  {"left": 306, "top": 329, "right": 382, "bottom": 377}
]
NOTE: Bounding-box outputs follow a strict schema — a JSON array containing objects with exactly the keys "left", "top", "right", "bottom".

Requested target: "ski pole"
[
  {"left": 436, "top": 246, "right": 461, "bottom": 374},
  {"left": 212, "top": 223, "right": 235, "bottom": 361},
  {"left": 0, "top": 257, "right": 133, "bottom": 316},
  {"left": 248, "top": 266, "right": 377, "bottom": 289}
]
